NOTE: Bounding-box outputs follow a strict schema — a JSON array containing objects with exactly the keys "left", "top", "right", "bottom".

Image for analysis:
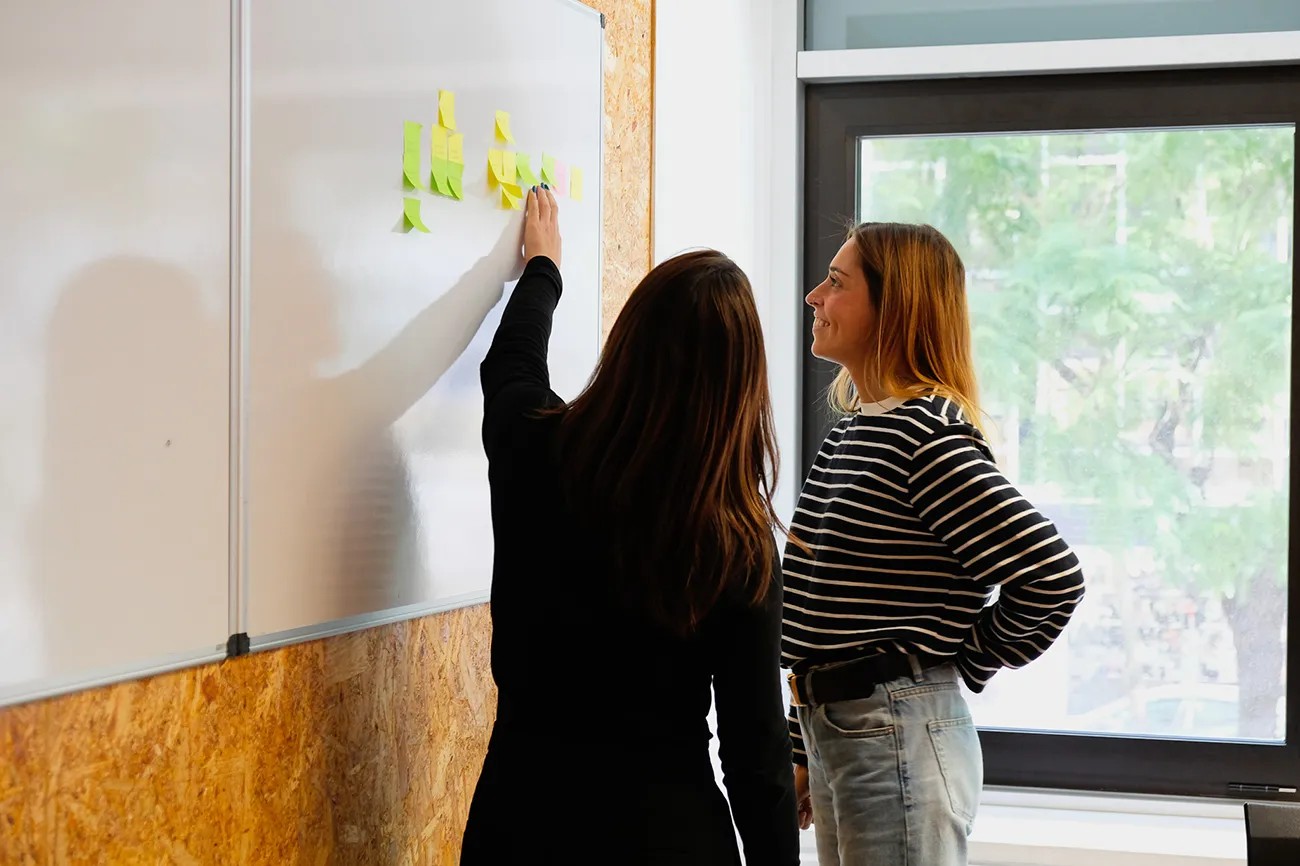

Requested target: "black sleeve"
[
  {"left": 705, "top": 554, "right": 800, "bottom": 866},
  {"left": 480, "top": 256, "right": 564, "bottom": 455}
]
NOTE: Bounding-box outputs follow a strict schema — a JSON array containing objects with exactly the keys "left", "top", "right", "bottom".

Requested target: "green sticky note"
[
  {"left": 448, "top": 163, "right": 465, "bottom": 200},
  {"left": 431, "top": 158, "right": 454, "bottom": 197},
  {"left": 541, "top": 154, "right": 558, "bottom": 185},
  {"left": 516, "top": 153, "right": 540, "bottom": 187},
  {"left": 403, "top": 121, "right": 424, "bottom": 190},
  {"left": 403, "top": 197, "right": 431, "bottom": 232}
]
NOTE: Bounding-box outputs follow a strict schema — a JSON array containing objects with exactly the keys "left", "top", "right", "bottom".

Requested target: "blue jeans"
[{"left": 797, "top": 663, "right": 983, "bottom": 865}]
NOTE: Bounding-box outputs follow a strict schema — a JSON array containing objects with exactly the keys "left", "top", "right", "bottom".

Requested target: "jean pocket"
[
  {"left": 927, "top": 716, "right": 983, "bottom": 826},
  {"left": 819, "top": 698, "right": 893, "bottom": 739}
]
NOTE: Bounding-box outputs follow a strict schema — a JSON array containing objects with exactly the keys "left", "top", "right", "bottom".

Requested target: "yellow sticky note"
[
  {"left": 487, "top": 149, "right": 504, "bottom": 186},
  {"left": 541, "top": 154, "right": 558, "bottom": 185},
  {"left": 502, "top": 151, "right": 517, "bottom": 185},
  {"left": 495, "top": 110, "right": 516, "bottom": 144},
  {"left": 570, "top": 167, "right": 584, "bottom": 201},
  {"left": 431, "top": 126, "right": 449, "bottom": 162},
  {"left": 500, "top": 186, "right": 522, "bottom": 210},
  {"left": 438, "top": 90, "right": 457, "bottom": 130},
  {"left": 448, "top": 133, "right": 464, "bottom": 166},
  {"left": 402, "top": 121, "right": 424, "bottom": 190},
  {"left": 516, "top": 153, "right": 540, "bottom": 187},
  {"left": 403, "top": 197, "right": 431, "bottom": 232}
]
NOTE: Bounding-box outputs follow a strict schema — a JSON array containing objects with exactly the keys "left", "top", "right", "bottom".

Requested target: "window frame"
[{"left": 801, "top": 64, "right": 1300, "bottom": 798}]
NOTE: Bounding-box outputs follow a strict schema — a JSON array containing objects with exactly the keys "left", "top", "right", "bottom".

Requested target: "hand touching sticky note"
[
  {"left": 495, "top": 110, "right": 516, "bottom": 144},
  {"left": 438, "top": 90, "right": 457, "bottom": 130}
]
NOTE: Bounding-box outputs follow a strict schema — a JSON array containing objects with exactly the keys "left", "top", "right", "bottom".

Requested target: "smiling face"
[{"left": 806, "top": 238, "right": 877, "bottom": 372}]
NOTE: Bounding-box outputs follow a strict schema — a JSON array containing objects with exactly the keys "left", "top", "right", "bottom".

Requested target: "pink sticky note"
[{"left": 554, "top": 162, "right": 569, "bottom": 197}]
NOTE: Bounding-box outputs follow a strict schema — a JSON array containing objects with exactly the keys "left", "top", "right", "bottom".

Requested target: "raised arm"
[
  {"left": 908, "top": 424, "right": 1086, "bottom": 692},
  {"left": 705, "top": 553, "right": 800, "bottom": 866},
  {"left": 480, "top": 186, "right": 564, "bottom": 453}
]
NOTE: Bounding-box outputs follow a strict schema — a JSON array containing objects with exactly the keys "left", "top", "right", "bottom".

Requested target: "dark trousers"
[{"left": 461, "top": 729, "right": 740, "bottom": 866}]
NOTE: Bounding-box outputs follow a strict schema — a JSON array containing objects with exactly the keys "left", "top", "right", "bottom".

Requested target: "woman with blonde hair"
[{"left": 782, "top": 222, "right": 1086, "bottom": 865}]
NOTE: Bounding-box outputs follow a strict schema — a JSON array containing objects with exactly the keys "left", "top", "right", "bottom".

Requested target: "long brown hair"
[
  {"left": 829, "top": 222, "right": 984, "bottom": 430},
  {"left": 555, "top": 250, "right": 785, "bottom": 636}
]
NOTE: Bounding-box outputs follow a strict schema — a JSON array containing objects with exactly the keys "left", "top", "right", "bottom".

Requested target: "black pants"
[{"left": 461, "top": 731, "right": 740, "bottom": 866}]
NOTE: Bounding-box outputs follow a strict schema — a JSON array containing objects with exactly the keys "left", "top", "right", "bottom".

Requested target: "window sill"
[{"left": 968, "top": 788, "right": 1247, "bottom": 866}]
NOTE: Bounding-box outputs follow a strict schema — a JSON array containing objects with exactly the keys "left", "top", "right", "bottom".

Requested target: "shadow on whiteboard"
[
  {"left": 30, "top": 257, "right": 227, "bottom": 678},
  {"left": 247, "top": 219, "right": 525, "bottom": 636}
]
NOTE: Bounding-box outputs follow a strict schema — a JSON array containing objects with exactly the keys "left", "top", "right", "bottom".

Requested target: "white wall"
[{"left": 654, "top": 0, "right": 803, "bottom": 521}]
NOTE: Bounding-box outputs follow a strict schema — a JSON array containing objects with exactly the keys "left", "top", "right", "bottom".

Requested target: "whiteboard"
[
  {"left": 243, "top": 0, "right": 604, "bottom": 645},
  {"left": 0, "top": 0, "right": 232, "bottom": 703}
]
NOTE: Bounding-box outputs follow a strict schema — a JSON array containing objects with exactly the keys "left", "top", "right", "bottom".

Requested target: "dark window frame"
[{"left": 801, "top": 64, "right": 1300, "bottom": 799}]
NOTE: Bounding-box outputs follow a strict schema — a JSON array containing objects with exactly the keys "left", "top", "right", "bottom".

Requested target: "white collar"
[{"left": 857, "top": 396, "right": 907, "bottom": 417}]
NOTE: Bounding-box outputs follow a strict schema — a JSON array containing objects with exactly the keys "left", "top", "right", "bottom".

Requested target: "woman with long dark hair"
[{"left": 460, "top": 187, "right": 798, "bottom": 866}]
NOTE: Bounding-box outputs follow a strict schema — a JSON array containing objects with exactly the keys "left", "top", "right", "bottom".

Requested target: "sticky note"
[
  {"left": 554, "top": 162, "right": 569, "bottom": 197},
  {"left": 541, "top": 154, "right": 558, "bottom": 185},
  {"left": 448, "top": 133, "right": 464, "bottom": 166},
  {"left": 403, "top": 197, "right": 431, "bottom": 232},
  {"left": 500, "top": 185, "right": 523, "bottom": 211},
  {"left": 430, "top": 159, "right": 454, "bottom": 197},
  {"left": 502, "top": 151, "right": 517, "bottom": 185},
  {"left": 495, "top": 110, "right": 516, "bottom": 144},
  {"left": 403, "top": 121, "right": 424, "bottom": 190},
  {"left": 487, "top": 149, "right": 504, "bottom": 186},
  {"left": 516, "top": 153, "right": 540, "bottom": 187},
  {"left": 570, "top": 166, "right": 584, "bottom": 201},
  {"left": 431, "top": 126, "right": 449, "bottom": 162},
  {"left": 438, "top": 90, "right": 457, "bottom": 130},
  {"left": 447, "top": 163, "right": 465, "bottom": 200}
]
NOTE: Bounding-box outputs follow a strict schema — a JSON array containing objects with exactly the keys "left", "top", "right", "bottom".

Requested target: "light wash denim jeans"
[{"left": 797, "top": 663, "right": 983, "bottom": 866}]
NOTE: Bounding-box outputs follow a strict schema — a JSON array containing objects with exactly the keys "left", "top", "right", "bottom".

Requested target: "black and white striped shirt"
[{"left": 782, "top": 395, "right": 1085, "bottom": 763}]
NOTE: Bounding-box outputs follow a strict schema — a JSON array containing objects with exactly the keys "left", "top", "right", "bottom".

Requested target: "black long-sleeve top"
[{"left": 478, "top": 256, "right": 799, "bottom": 866}]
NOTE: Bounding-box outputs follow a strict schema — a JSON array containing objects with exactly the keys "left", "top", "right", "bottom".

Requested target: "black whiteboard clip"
[
  {"left": 226, "top": 632, "right": 251, "bottom": 658},
  {"left": 600, "top": 12, "right": 606, "bottom": 28}
]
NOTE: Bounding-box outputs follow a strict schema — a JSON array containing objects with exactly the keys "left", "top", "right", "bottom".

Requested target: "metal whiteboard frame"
[{"left": 237, "top": 0, "right": 606, "bottom": 654}]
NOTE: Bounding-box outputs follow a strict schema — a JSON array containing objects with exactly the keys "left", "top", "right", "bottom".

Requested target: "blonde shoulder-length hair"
[{"left": 829, "top": 222, "right": 984, "bottom": 432}]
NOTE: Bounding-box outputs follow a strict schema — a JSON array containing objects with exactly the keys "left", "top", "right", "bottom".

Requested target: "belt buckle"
[{"left": 787, "top": 672, "right": 810, "bottom": 707}]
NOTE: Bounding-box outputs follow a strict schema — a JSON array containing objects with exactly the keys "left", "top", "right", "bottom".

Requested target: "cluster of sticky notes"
[
  {"left": 401, "top": 90, "right": 466, "bottom": 233},
  {"left": 403, "top": 96, "right": 587, "bottom": 229}
]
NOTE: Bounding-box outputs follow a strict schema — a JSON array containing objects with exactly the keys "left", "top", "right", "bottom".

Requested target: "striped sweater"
[{"left": 782, "top": 395, "right": 1085, "bottom": 764}]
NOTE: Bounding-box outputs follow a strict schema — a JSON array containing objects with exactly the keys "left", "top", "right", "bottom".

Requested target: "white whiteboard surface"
[
  {"left": 0, "top": 1, "right": 232, "bottom": 703},
  {"left": 244, "top": 0, "right": 603, "bottom": 643}
]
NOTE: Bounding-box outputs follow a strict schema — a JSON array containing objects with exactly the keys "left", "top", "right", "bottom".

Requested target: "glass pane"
[
  {"left": 857, "top": 126, "right": 1293, "bottom": 742},
  {"left": 807, "top": 0, "right": 1300, "bottom": 51}
]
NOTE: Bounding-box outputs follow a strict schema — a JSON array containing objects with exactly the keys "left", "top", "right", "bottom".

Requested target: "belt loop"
[{"left": 907, "top": 654, "right": 925, "bottom": 682}]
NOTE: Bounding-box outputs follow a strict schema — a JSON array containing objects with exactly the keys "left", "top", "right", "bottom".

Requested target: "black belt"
[{"left": 787, "top": 653, "right": 947, "bottom": 707}]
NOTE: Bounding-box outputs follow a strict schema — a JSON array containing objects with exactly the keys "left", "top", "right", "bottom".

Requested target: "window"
[
  {"left": 802, "top": 65, "right": 1300, "bottom": 796},
  {"left": 804, "top": 0, "right": 1300, "bottom": 51}
]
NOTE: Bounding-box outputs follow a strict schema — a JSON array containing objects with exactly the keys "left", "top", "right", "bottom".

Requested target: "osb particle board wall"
[{"left": 0, "top": 0, "right": 652, "bottom": 862}]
